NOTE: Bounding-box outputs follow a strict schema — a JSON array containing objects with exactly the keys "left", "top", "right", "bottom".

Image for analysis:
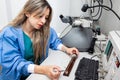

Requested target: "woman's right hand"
[
  {"left": 35, "top": 65, "right": 61, "bottom": 80},
  {"left": 44, "top": 65, "right": 61, "bottom": 80}
]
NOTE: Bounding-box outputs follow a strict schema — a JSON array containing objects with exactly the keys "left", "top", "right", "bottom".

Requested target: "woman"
[{"left": 0, "top": 0, "right": 79, "bottom": 80}]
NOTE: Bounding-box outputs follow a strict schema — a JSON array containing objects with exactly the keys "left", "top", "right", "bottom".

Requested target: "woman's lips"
[{"left": 38, "top": 24, "right": 43, "bottom": 28}]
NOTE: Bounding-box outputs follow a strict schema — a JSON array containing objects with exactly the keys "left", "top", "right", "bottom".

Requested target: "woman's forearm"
[
  {"left": 34, "top": 65, "right": 46, "bottom": 74},
  {"left": 61, "top": 45, "right": 69, "bottom": 54}
]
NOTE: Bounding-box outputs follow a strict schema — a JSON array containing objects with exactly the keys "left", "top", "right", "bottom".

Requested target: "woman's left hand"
[{"left": 66, "top": 47, "right": 79, "bottom": 56}]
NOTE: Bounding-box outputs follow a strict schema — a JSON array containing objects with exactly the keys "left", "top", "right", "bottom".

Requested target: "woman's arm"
[
  {"left": 34, "top": 65, "right": 61, "bottom": 80},
  {"left": 61, "top": 44, "right": 79, "bottom": 55}
]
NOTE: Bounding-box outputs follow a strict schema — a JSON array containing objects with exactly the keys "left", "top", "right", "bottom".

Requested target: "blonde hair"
[{"left": 9, "top": 0, "right": 52, "bottom": 64}]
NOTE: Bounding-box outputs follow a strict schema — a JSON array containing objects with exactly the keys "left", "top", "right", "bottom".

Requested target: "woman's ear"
[{"left": 25, "top": 12, "right": 30, "bottom": 17}]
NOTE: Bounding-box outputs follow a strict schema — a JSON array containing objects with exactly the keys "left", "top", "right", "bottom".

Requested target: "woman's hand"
[
  {"left": 35, "top": 65, "right": 61, "bottom": 80},
  {"left": 61, "top": 45, "right": 79, "bottom": 56},
  {"left": 66, "top": 47, "right": 79, "bottom": 56},
  {"left": 45, "top": 65, "right": 61, "bottom": 80}
]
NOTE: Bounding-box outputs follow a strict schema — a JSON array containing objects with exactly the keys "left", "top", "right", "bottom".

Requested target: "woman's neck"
[{"left": 22, "top": 21, "right": 34, "bottom": 38}]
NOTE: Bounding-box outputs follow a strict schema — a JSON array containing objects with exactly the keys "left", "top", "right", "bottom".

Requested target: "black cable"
[
  {"left": 92, "top": 0, "right": 103, "bottom": 21},
  {"left": 92, "top": 0, "right": 101, "bottom": 17},
  {"left": 89, "top": 0, "right": 103, "bottom": 21},
  {"left": 102, "top": 0, "right": 113, "bottom": 11},
  {"left": 89, "top": 5, "right": 120, "bottom": 20},
  {"left": 91, "top": 55, "right": 98, "bottom": 59},
  {"left": 91, "top": 0, "right": 113, "bottom": 21},
  {"left": 110, "top": 0, "right": 113, "bottom": 9},
  {"left": 93, "top": 6, "right": 103, "bottom": 21}
]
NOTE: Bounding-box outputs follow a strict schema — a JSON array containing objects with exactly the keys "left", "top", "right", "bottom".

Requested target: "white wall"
[
  {"left": 0, "top": 0, "right": 26, "bottom": 29},
  {"left": 99, "top": 0, "right": 120, "bottom": 34},
  {"left": 69, "top": 0, "right": 91, "bottom": 17},
  {"left": 10, "top": 0, "right": 26, "bottom": 20},
  {"left": 0, "top": 0, "right": 8, "bottom": 29}
]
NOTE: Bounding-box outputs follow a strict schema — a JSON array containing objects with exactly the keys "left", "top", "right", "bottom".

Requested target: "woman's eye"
[
  {"left": 45, "top": 17, "right": 48, "bottom": 20},
  {"left": 39, "top": 16, "right": 42, "bottom": 18}
]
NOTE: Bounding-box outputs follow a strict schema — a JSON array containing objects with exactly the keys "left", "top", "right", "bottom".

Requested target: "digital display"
[{"left": 105, "top": 40, "right": 113, "bottom": 61}]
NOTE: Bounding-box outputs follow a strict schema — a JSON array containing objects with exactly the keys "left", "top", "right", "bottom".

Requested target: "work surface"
[{"left": 26, "top": 50, "right": 99, "bottom": 80}]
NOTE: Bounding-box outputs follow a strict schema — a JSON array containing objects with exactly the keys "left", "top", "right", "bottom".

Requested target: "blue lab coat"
[{"left": 0, "top": 25, "right": 62, "bottom": 80}]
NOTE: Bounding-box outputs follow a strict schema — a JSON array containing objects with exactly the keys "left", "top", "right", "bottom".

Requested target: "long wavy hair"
[{"left": 9, "top": 0, "right": 52, "bottom": 64}]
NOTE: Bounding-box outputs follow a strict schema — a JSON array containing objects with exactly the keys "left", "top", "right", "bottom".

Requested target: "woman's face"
[{"left": 26, "top": 8, "right": 50, "bottom": 30}]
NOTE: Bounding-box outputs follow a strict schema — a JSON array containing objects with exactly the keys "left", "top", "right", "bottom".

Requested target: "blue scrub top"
[{"left": 0, "top": 25, "right": 62, "bottom": 80}]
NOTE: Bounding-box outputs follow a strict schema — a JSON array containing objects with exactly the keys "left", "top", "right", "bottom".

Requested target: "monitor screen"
[{"left": 105, "top": 40, "right": 113, "bottom": 61}]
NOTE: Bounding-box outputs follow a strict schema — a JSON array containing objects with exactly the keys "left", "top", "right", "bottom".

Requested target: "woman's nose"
[{"left": 40, "top": 17, "right": 46, "bottom": 24}]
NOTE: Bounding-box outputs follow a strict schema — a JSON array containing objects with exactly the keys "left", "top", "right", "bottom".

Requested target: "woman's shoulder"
[
  {"left": 0, "top": 25, "right": 22, "bottom": 40},
  {"left": 49, "top": 27, "right": 59, "bottom": 38},
  {"left": 50, "top": 27, "right": 56, "bottom": 33},
  {"left": 3, "top": 25, "right": 21, "bottom": 32}
]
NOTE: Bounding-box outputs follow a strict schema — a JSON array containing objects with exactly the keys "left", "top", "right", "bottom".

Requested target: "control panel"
[{"left": 101, "top": 31, "right": 120, "bottom": 80}]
